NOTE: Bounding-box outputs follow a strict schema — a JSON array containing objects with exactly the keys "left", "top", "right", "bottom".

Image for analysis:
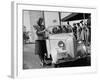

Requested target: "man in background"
[{"left": 67, "top": 21, "right": 73, "bottom": 33}]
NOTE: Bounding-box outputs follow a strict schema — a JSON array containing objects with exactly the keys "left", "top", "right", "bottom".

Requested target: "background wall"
[
  {"left": 30, "top": 11, "right": 43, "bottom": 26},
  {"left": 0, "top": 0, "right": 99, "bottom": 80},
  {"left": 30, "top": 11, "right": 43, "bottom": 41},
  {"left": 23, "top": 11, "right": 31, "bottom": 31},
  {"left": 44, "top": 11, "right": 60, "bottom": 27}
]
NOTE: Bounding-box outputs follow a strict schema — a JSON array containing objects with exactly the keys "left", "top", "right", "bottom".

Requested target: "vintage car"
[{"left": 45, "top": 33, "right": 89, "bottom": 66}]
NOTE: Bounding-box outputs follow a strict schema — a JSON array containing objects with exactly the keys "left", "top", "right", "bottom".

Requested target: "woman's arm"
[{"left": 37, "top": 29, "right": 46, "bottom": 34}]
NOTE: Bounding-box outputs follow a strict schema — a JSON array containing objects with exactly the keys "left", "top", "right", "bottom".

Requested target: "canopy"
[{"left": 61, "top": 13, "right": 91, "bottom": 22}]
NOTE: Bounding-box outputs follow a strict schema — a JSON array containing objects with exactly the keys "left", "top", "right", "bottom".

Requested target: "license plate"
[{"left": 58, "top": 52, "right": 67, "bottom": 58}]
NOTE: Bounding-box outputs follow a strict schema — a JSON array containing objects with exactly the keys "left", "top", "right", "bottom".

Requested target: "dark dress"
[{"left": 35, "top": 25, "right": 47, "bottom": 65}]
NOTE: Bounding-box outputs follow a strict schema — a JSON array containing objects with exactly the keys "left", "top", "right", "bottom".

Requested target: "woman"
[
  {"left": 81, "top": 23, "right": 88, "bottom": 44},
  {"left": 77, "top": 23, "right": 82, "bottom": 41},
  {"left": 34, "top": 18, "right": 47, "bottom": 66}
]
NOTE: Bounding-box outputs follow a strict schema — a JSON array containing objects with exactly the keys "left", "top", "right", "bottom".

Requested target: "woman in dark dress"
[{"left": 34, "top": 18, "right": 47, "bottom": 66}]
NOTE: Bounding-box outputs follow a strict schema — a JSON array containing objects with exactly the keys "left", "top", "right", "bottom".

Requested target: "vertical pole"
[{"left": 59, "top": 12, "right": 61, "bottom": 26}]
